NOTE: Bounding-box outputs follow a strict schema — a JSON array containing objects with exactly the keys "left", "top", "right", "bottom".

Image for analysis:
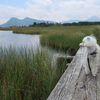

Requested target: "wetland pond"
[{"left": 0, "top": 31, "right": 66, "bottom": 65}]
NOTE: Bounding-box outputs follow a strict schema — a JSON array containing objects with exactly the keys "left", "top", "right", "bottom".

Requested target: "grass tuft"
[{"left": 0, "top": 47, "right": 66, "bottom": 100}]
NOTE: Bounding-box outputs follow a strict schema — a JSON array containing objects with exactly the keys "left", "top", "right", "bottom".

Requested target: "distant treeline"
[
  {"left": 63, "top": 22, "right": 100, "bottom": 26},
  {"left": 29, "top": 22, "right": 56, "bottom": 27},
  {"left": 29, "top": 21, "right": 100, "bottom": 27}
]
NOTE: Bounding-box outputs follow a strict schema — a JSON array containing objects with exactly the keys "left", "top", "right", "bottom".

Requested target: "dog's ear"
[{"left": 90, "top": 34, "right": 96, "bottom": 39}]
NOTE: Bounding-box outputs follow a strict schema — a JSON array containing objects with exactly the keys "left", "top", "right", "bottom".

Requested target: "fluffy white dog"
[{"left": 80, "top": 35, "right": 100, "bottom": 76}]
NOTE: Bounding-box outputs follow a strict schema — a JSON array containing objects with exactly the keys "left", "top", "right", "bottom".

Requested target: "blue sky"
[
  {"left": 0, "top": 0, "right": 100, "bottom": 24},
  {"left": 0, "top": 0, "right": 26, "bottom": 8}
]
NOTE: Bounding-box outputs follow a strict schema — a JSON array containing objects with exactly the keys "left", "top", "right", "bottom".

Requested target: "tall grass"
[
  {"left": 0, "top": 47, "right": 66, "bottom": 100},
  {"left": 41, "top": 32, "right": 86, "bottom": 51},
  {"left": 41, "top": 26, "right": 100, "bottom": 51},
  {"left": 10, "top": 25, "right": 97, "bottom": 35}
]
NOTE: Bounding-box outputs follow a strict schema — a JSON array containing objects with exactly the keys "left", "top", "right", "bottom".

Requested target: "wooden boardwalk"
[{"left": 47, "top": 47, "right": 100, "bottom": 100}]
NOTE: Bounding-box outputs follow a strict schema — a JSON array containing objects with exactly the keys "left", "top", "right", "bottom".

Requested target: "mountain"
[
  {"left": 0, "top": 17, "right": 51, "bottom": 27},
  {"left": 86, "top": 16, "right": 100, "bottom": 22},
  {"left": 64, "top": 16, "right": 100, "bottom": 23},
  {"left": 1, "top": 16, "right": 100, "bottom": 27}
]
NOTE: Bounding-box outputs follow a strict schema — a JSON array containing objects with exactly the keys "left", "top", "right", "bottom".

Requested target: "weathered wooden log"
[
  {"left": 57, "top": 55, "right": 74, "bottom": 59},
  {"left": 57, "top": 55, "right": 74, "bottom": 65},
  {"left": 56, "top": 55, "right": 73, "bottom": 73},
  {"left": 47, "top": 46, "right": 99, "bottom": 100}
]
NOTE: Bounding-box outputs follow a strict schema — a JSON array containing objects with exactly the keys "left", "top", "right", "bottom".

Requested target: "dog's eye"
[{"left": 87, "top": 37, "right": 90, "bottom": 41}]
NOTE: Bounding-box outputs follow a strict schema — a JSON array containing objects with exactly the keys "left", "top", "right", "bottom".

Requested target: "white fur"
[{"left": 80, "top": 35, "right": 100, "bottom": 76}]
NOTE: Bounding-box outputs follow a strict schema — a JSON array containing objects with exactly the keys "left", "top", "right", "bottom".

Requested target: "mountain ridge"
[
  {"left": 0, "top": 17, "right": 52, "bottom": 27},
  {"left": 1, "top": 16, "right": 100, "bottom": 27},
  {"left": 65, "top": 16, "right": 100, "bottom": 23}
]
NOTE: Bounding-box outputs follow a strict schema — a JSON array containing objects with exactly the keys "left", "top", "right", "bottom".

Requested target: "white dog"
[{"left": 80, "top": 35, "right": 100, "bottom": 76}]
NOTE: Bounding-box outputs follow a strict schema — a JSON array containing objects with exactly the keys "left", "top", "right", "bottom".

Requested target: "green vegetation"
[
  {"left": 40, "top": 25, "right": 100, "bottom": 50},
  {"left": 93, "top": 28, "right": 100, "bottom": 43},
  {"left": 41, "top": 32, "right": 85, "bottom": 51},
  {"left": 0, "top": 24, "right": 100, "bottom": 99},
  {"left": 1, "top": 25, "right": 100, "bottom": 50},
  {"left": 4, "top": 25, "right": 97, "bottom": 35},
  {"left": 0, "top": 47, "right": 67, "bottom": 100}
]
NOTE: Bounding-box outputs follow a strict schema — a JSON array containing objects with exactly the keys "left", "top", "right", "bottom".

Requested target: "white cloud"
[
  {"left": 0, "top": 0, "right": 100, "bottom": 24},
  {"left": 25, "top": 0, "right": 100, "bottom": 20}
]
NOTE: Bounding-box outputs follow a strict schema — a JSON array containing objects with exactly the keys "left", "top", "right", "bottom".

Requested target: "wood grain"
[{"left": 48, "top": 47, "right": 99, "bottom": 100}]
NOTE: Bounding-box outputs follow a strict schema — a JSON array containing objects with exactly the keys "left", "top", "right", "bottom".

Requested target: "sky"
[{"left": 0, "top": 0, "right": 100, "bottom": 24}]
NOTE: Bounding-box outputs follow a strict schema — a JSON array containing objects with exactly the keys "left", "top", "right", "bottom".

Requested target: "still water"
[
  {"left": 0, "top": 31, "right": 40, "bottom": 49},
  {"left": 0, "top": 31, "right": 66, "bottom": 64}
]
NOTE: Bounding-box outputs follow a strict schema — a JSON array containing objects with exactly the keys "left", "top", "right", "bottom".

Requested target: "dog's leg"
[{"left": 89, "top": 53, "right": 99, "bottom": 76}]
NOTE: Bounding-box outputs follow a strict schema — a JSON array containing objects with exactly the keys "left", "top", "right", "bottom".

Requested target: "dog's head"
[{"left": 80, "top": 35, "right": 97, "bottom": 47}]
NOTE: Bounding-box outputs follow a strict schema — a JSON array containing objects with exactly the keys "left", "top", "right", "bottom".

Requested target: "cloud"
[
  {"left": 25, "top": 0, "right": 100, "bottom": 19},
  {"left": 0, "top": 0, "right": 100, "bottom": 23}
]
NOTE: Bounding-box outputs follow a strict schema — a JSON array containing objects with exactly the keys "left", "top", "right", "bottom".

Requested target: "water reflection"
[{"left": 0, "top": 31, "right": 40, "bottom": 50}]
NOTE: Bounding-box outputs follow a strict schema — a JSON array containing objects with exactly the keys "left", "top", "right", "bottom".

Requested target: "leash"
[{"left": 87, "top": 49, "right": 97, "bottom": 72}]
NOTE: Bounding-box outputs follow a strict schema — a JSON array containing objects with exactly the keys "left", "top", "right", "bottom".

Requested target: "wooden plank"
[
  {"left": 97, "top": 68, "right": 100, "bottom": 100},
  {"left": 48, "top": 46, "right": 100, "bottom": 100},
  {"left": 85, "top": 74, "right": 97, "bottom": 100},
  {"left": 72, "top": 72, "right": 97, "bottom": 100},
  {"left": 71, "top": 67, "right": 86, "bottom": 100},
  {"left": 47, "top": 47, "right": 89, "bottom": 100}
]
